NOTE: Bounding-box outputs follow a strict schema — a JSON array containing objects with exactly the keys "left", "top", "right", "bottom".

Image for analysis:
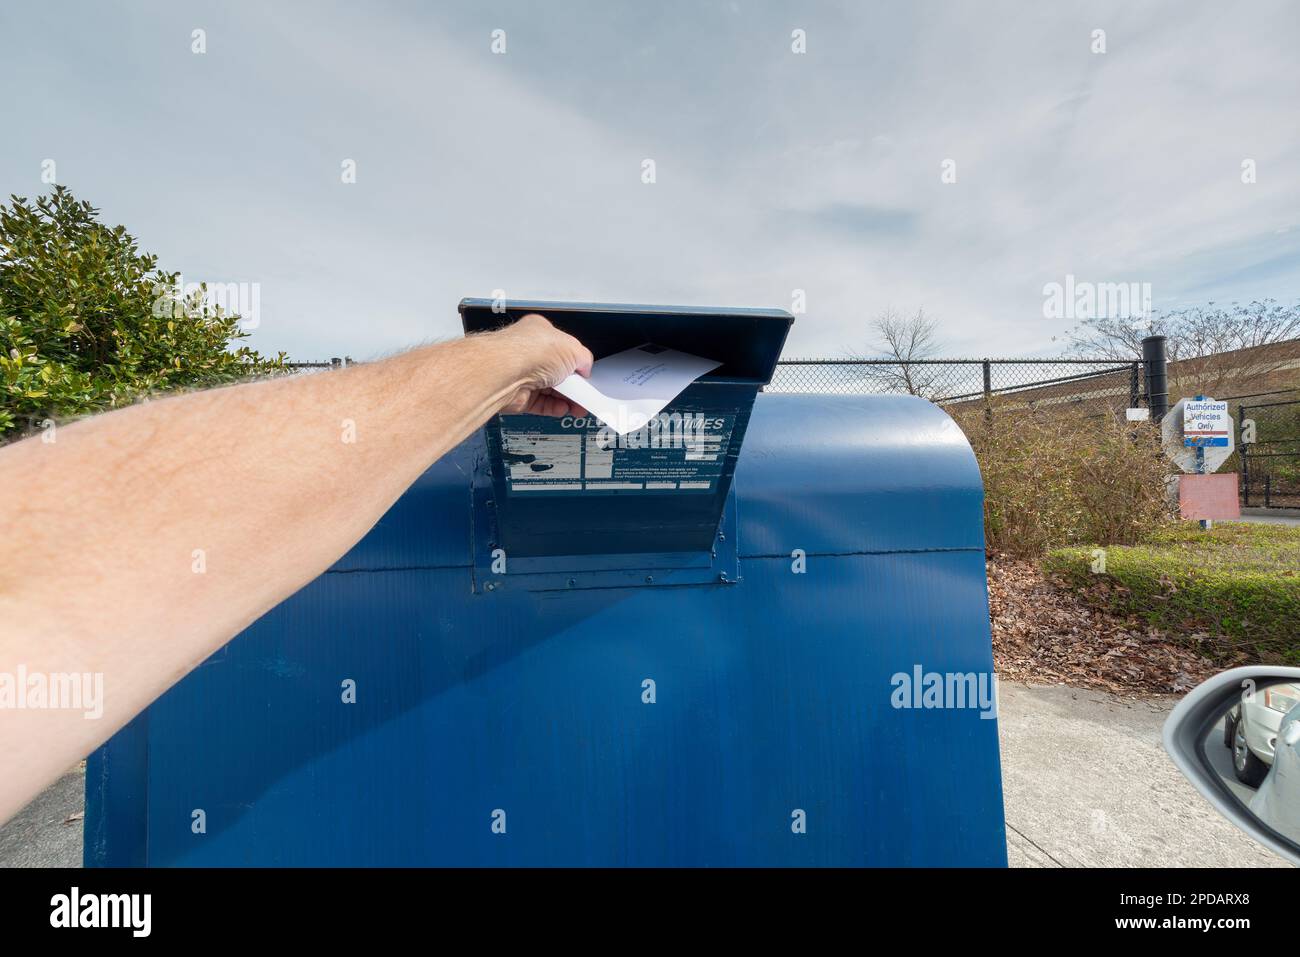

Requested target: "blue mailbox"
[{"left": 85, "top": 300, "right": 1006, "bottom": 867}]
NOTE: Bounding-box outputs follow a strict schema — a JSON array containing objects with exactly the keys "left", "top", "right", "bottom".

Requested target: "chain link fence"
[
  {"left": 1237, "top": 390, "right": 1300, "bottom": 508},
  {"left": 286, "top": 351, "right": 1300, "bottom": 509},
  {"left": 288, "top": 356, "right": 1148, "bottom": 412},
  {"left": 284, "top": 358, "right": 355, "bottom": 371},
  {"left": 767, "top": 358, "right": 1144, "bottom": 412}
]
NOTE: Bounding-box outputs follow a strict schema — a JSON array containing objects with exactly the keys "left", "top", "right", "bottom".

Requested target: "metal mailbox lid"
[{"left": 459, "top": 298, "right": 794, "bottom": 385}]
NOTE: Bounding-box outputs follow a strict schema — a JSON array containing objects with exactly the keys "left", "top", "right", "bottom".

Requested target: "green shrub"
[
  {"left": 1044, "top": 523, "right": 1300, "bottom": 664},
  {"left": 0, "top": 186, "right": 284, "bottom": 441},
  {"left": 953, "top": 403, "right": 1175, "bottom": 557}
]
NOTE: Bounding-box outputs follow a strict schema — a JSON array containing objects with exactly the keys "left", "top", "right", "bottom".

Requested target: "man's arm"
[{"left": 0, "top": 314, "right": 591, "bottom": 822}]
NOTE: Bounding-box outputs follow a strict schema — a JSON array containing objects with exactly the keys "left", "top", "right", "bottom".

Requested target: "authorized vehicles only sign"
[{"left": 1183, "top": 399, "right": 1231, "bottom": 448}]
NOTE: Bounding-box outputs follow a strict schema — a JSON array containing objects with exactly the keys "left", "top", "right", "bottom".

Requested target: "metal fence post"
[
  {"left": 1141, "top": 336, "right": 1169, "bottom": 422},
  {"left": 1239, "top": 404, "right": 1249, "bottom": 507},
  {"left": 982, "top": 359, "right": 993, "bottom": 425},
  {"left": 1129, "top": 362, "right": 1140, "bottom": 408}
]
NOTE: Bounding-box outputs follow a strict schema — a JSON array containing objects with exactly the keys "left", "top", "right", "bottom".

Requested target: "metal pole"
[
  {"left": 1239, "top": 404, "right": 1249, "bottom": 507},
  {"left": 1129, "top": 362, "right": 1140, "bottom": 409},
  {"left": 1141, "top": 336, "right": 1169, "bottom": 422},
  {"left": 982, "top": 359, "right": 993, "bottom": 426},
  {"left": 1194, "top": 393, "right": 1210, "bottom": 530}
]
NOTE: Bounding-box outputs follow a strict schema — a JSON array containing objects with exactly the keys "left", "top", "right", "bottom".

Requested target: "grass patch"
[{"left": 1043, "top": 522, "right": 1300, "bottom": 665}]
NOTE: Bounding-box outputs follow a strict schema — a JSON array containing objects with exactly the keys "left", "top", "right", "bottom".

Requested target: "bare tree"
[
  {"left": 861, "top": 307, "right": 945, "bottom": 398},
  {"left": 1065, "top": 299, "right": 1300, "bottom": 398}
]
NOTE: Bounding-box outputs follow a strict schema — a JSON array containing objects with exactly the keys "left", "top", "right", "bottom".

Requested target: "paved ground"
[
  {"left": 1, "top": 685, "right": 1290, "bottom": 867},
  {"left": 0, "top": 764, "right": 84, "bottom": 868},
  {"left": 1237, "top": 507, "right": 1300, "bottom": 527},
  {"left": 999, "top": 682, "right": 1287, "bottom": 867}
]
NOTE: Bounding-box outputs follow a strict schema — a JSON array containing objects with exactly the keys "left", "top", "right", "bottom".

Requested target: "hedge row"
[{"left": 1043, "top": 523, "right": 1300, "bottom": 664}]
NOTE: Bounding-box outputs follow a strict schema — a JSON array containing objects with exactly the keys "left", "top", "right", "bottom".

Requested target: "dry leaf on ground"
[{"left": 987, "top": 557, "right": 1220, "bottom": 697}]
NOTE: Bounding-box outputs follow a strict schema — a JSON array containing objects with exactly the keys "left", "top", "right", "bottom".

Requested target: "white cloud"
[{"left": 1, "top": 0, "right": 1295, "bottom": 361}]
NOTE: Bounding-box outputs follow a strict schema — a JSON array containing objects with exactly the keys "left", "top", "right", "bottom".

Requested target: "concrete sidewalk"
[
  {"left": 0, "top": 764, "right": 84, "bottom": 868},
  {"left": 998, "top": 682, "right": 1286, "bottom": 867},
  {"left": 1237, "top": 507, "right": 1300, "bottom": 527}
]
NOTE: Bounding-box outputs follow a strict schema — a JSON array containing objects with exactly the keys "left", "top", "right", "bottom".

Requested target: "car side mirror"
[{"left": 1164, "top": 666, "right": 1300, "bottom": 865}]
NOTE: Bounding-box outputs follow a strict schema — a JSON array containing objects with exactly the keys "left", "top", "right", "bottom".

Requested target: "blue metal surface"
[
  {"left": 470, "top": 480, "right": 742, "bottom": 592},
  {"left": 85, "top": 393, "right": 1006, "bottom": 867}
]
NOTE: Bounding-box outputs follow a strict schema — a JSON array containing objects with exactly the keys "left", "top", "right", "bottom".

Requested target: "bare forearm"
[
  {"left": 0, "top": 322, "right": 584, "bottom": 821},
  {"left": 5, "top": 334, "right": 525, "bottom": 627}
]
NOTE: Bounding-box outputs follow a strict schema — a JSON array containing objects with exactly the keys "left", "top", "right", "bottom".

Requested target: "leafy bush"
[
  {"left": 952, "top": 403, "right": 1175, "bottom": 557},
  {"left": 0, "top": 186, "right": 284, "bottom": 441},
  {"left": 1044, "top": 523, "right": 1300, "bottom": 664}
]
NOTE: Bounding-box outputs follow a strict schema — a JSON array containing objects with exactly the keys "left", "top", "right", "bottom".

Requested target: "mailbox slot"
[{"left": 460, "top": 299, "right": 793, "bottom": 565}]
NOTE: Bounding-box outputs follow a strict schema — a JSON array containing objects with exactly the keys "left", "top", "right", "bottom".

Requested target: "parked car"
[
  {"left": 1249, "top": 701, "right": 1300, "bottom": 843},
  {"left": 1223, "top": 682, "right": 1300, "bottom": 786},
  {"left": 1166, "top": 668, "right": 1300, "bottom": 866}
]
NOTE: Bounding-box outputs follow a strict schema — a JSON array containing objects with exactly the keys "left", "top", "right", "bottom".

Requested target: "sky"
[{"left": 1, "top": 0, "right": 1297, "bottom": 361}]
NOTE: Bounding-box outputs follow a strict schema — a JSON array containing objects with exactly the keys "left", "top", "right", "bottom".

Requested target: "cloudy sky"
[{"left": 2, "top": 0, "right": 1297, "bottom": 360}]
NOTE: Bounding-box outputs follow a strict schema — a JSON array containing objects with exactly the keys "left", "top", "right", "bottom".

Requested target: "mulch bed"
[{"left": 987, "top": 557, "right": 1222, "bottom": 696}]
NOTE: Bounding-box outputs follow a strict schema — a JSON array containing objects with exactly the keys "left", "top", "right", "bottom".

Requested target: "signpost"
[{"left": 1161, "top": 396, "right": 1237, "bottom": 526}]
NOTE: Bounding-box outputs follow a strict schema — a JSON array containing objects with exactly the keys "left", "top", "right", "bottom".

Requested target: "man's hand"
[{"left": 496, "top": 313, "right": 594, "bottom": 417}]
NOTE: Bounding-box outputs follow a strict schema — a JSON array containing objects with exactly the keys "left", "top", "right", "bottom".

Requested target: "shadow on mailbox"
[{"left": 85, "top": 300, "right": 1007, "bottom": 867}]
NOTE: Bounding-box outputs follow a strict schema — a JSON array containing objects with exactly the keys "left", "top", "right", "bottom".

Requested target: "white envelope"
[{"left": 553, "top": 343, "right": 722, "bottom": 435}]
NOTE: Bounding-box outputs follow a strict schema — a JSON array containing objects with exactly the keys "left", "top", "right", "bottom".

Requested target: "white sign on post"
[
  {"left": 1161, "top": 397, "right": 1235, "bottom": 474},
  {"left": 1182, "top": 399, "right": 1231, "bottom": 449}
]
